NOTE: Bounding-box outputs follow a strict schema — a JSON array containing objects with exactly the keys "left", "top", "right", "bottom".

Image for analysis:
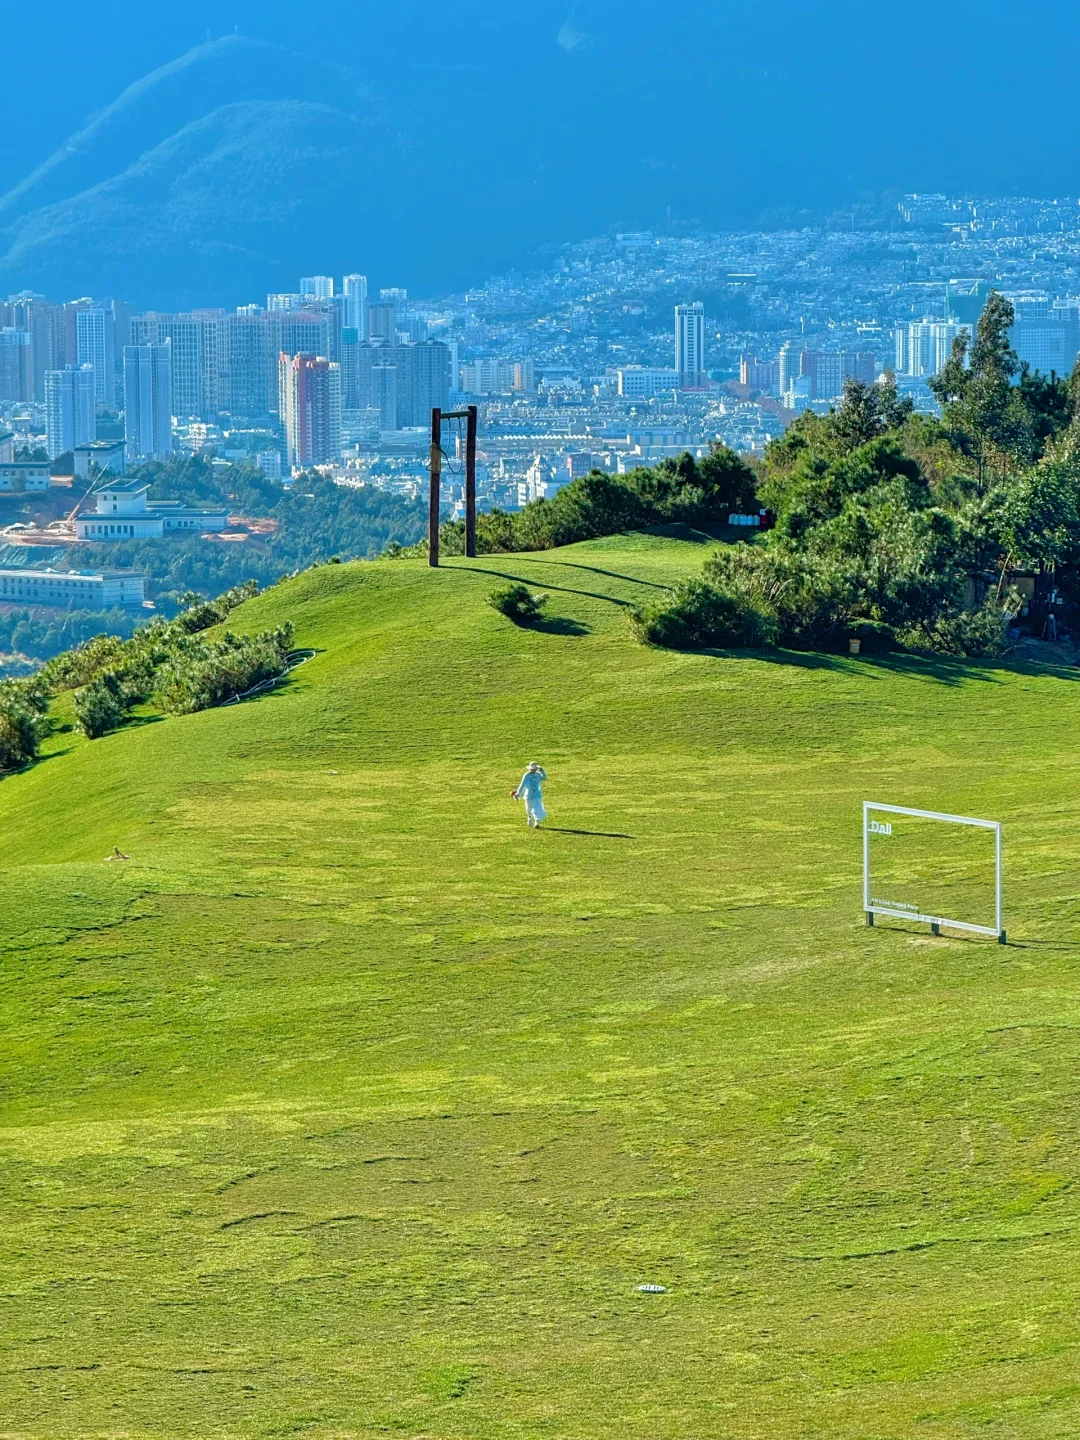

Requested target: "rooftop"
[{"left": 95, "top": 479, "right": 149, "bottom": 494}]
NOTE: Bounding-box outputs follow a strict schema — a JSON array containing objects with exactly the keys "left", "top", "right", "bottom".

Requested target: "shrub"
[
  {"left": 898, "top": 596, "right": 1014, "bottom": 658},
  {"left": 631, "top": 577, "right": 778, "bottom": 650},
  {"left": 74, "top": 672, "right": 134, "bottom": 739},
  {"left": 155, "top": 624, "right": 295, "bottom": 715},
  {"left": 0, "top": 698, "right": 45, "bottom": 771},
  {"left": 487, "top": 584, "right": 548, "bottom": 625}
]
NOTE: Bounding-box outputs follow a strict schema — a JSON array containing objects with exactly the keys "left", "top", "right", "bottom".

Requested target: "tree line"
[{"left": 630, "top": 294, "right": 1080, "bottom": 656}]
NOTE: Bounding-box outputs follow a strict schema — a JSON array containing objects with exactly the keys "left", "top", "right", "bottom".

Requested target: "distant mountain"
[{"left": 0, "top": 37, "right": 402, "bottom": 309}]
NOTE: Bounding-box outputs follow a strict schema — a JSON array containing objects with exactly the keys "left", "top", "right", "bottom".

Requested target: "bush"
[
  {"left": 155, "top": 625, "right": 295, "bottom": 714},
  {"left": 424, "top": 447, "right": 759, "bottom": 560},
  {"left": 0, "top": 698, "right": 44, "bottom": 771},
  {"left": 74, "top": 672, "right": 133, "bottom": 739},
  {"left": 487, "top": 584, "right": 548, "bottom": 625},
  {"left": 631, "top": 577, "right": 778, "bottom": 650},
  {"left": 898, "top": 596, "right": 1013, "bottom": 658}
]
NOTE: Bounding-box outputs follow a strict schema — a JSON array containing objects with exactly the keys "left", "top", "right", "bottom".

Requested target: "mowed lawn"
[{"left": 1, "top": 530, "right": 1079, "bottom": 1440}]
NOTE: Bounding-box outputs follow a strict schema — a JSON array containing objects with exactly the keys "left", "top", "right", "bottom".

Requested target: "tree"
[
  {"left": 930, "top": 291, "right": 1030, "bottom": 486},
  {"left": 832, "top": 379, "right": 889, "bottom": 450},
  {"left": 995, "top": 457, "right": 1080, "bottom": 614},
  {"left": 74, "top": 672, "right": 133, "bottom": 739}
]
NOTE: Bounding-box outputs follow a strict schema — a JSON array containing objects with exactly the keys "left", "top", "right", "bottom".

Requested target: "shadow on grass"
[
  {"left": 868, "top": 918, "right": 1005, "bottom": 945},
  {"left": 543, "top": 827, "right": 634, "bottom": 839},
  {"left": 543, "top": 562, "right": 672, "bottom": 591},
  {"left": 122, "top": 713, "right": 166, "bottom": 730},
  {"left": 665, "top": 643, "right": 1080, "bottom": 688},
  {"left": 530, "top": 616, "right": 589, "bottom": 636},
  {"left": 456, "top": 564, "right": 635, "bottom": 608}
]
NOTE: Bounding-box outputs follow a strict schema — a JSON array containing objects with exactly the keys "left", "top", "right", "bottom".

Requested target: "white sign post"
[{"left": 863, "top": 802, "right": 1005, "bottom": 944}]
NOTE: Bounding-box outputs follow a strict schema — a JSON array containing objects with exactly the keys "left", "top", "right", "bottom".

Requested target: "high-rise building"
[
  {"left": 300, "top": 276, "right": 335, "bottom": 300},
  {"left": 217, "top": 312, "right": 274, "bottom": 420},
  {"left": 10, "top": 299, "right": 73, "bottom": 400},
  {"left": 372, "top": 365, "right": 398, "bottom": 430},
  {"left": 380, "top": 288, "right": 407, "bottom": 306},
  {"left": 278, "top": 312, "right": 333, "bottom": 366},
  {"left": 340, "top": 327, "right": 361, "bottom": 409},
  {"left": 76, "top": 304, "right": 117, "bottom": 405},
  {"left": 45, "top": 365, "right": 96, "bottom": 458},
  {"left": 674, "top": 302, "right": 706, "bottom": 388},
  {"left": 123, "top": 343, "right": 173, "bottom": 461},
  {"left": 368, "top": 302, "right": 398, "bottom": 344},
  {"left": 343, "top": 275, "right": 369, "bottom": 339},
  {"left": 896, "top": 321, "right": 970, "bottom": 378},
  {"left": 740, "top": 354, "right": 779, "bottom": 392},
  {"left": 778, "top": 340, "right": 799, "bottom": 397},
  {"left": 1008, "top": 297, "right": 1080, "bottom": 378},
  {"left": 514, "top": 359, "right": 536, "bottom": 394},
  {"left": 267, "top": 293, "right": 301, "bottom": 312},
  {"left": 945, "top": 279, "right": 991, "bottom": 325},
  {"left": 785, "top": 350, "right": 878, "bottom": 401},
  {"left": 131, "top": 313, "right": 203, "bottom": 419},
  {"left": 278, "top": 353, "right": 342, "bottom": 471},
  {"left": 0, "top": 329, "right": 33, "bottom": 402},
  {"left": 411, "top": 339, "right": 451, "bottom": 424}
]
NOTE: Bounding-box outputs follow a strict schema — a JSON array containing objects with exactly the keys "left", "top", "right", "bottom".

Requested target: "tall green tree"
[{"left": 930, "top": 291, "right": 1030, "bottom": 487}]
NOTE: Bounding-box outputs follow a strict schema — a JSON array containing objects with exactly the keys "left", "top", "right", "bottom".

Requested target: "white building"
[
  {"left": 343, "top": 275, "right": 369, "bottom": 338},
  {"left": 75, "top": 304, "right": 117, "bottom": 405},
  {"left": 300, "top": 276, "right": 334, "bottom": 299},
  {"left": 895, "top": 320, "right": 971, "bottom": 378},
  {"left": 124, "top": 343, "right": 174, "bottom": 461},
  {"left": 675, "top": 302, "right": 707, "bottom": 388},
  {"left": 75, "top": 480, "right": 228, "bottom": 541},
  {"left": 45, "top": 365, "right": 96, "bottom": 459},
  {"left": 0, "top": 461, "right": 50, "bottom": 492},
  {"left": 617, "top": 367, "right": 679, "bottom": 398},
  {"left": 0, "top": 567, "right": 145, "bottom": 608},
  {"left": 73, "top": 440, "right": 126, "bottom": 478}
]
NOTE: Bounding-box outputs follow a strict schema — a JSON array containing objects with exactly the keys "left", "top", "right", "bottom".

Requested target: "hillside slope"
[{"left": 1, "top": 532, "right": 1079, "bottom": 1439}]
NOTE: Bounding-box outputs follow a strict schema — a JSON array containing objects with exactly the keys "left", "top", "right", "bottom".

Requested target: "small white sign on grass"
[{"left": 863, "top": 802, "right": 1005, "bottom": 944}]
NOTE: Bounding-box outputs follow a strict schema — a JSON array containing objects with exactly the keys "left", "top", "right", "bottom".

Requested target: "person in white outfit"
[{"left": 512, "top": 763, "right": 548, "bottom": 828}]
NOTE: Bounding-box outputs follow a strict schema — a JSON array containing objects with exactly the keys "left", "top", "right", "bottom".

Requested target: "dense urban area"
[{"left": 0, "top": 190, "right": 1079, "bottom": 667}]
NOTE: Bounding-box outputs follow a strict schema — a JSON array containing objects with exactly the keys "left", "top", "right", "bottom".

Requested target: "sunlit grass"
[{"left": 1, "top": 530, "right": 1079, "bottom": 1438}]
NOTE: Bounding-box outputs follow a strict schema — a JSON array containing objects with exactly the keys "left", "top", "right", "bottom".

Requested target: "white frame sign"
[{"left": 863, "top": 802, "right": 1005, "bottom": 944}]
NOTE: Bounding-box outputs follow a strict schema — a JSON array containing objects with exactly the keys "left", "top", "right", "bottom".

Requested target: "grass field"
[{"left": 2, "top": 529, "right": 1080, "bottom": 1439}]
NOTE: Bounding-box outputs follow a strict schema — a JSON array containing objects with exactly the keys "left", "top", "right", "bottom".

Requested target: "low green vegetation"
[
  {"left": 1, "top": 532, "right": 1079, "bottom": 1437},
  {"left": 424, "top": 443, "right": 757, "bottom": 558},
  {"left": 0, "top": 581, "right": 294, "bottom": 757},
  {"left": 487, "top": 581, "right": 548, "bottom": 624}
]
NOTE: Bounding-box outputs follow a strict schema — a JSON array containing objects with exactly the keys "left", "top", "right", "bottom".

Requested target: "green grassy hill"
[{"left": 2, "top": 531, "right": 1079, "bottom": 1439}]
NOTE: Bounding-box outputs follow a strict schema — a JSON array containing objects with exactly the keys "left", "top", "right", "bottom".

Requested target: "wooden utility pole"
[
  {"left": 429, "top": 406, "right": 442, "bottom": 567},
  {"left": 428, "top": 405, "right": 479, "bottom": 566},
  {"left": 465, "top": 404, "right": 478, "bottom": 558}
]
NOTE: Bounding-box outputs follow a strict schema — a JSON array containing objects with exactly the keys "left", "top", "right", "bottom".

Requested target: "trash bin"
[{"left": 849, "top": 638, "right": 861, "bottom": 655}]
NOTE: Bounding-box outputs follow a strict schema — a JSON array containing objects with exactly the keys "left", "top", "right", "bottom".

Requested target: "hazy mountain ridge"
[{"left": 0, "top": 37, "right": 400, "bottom": 307}]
